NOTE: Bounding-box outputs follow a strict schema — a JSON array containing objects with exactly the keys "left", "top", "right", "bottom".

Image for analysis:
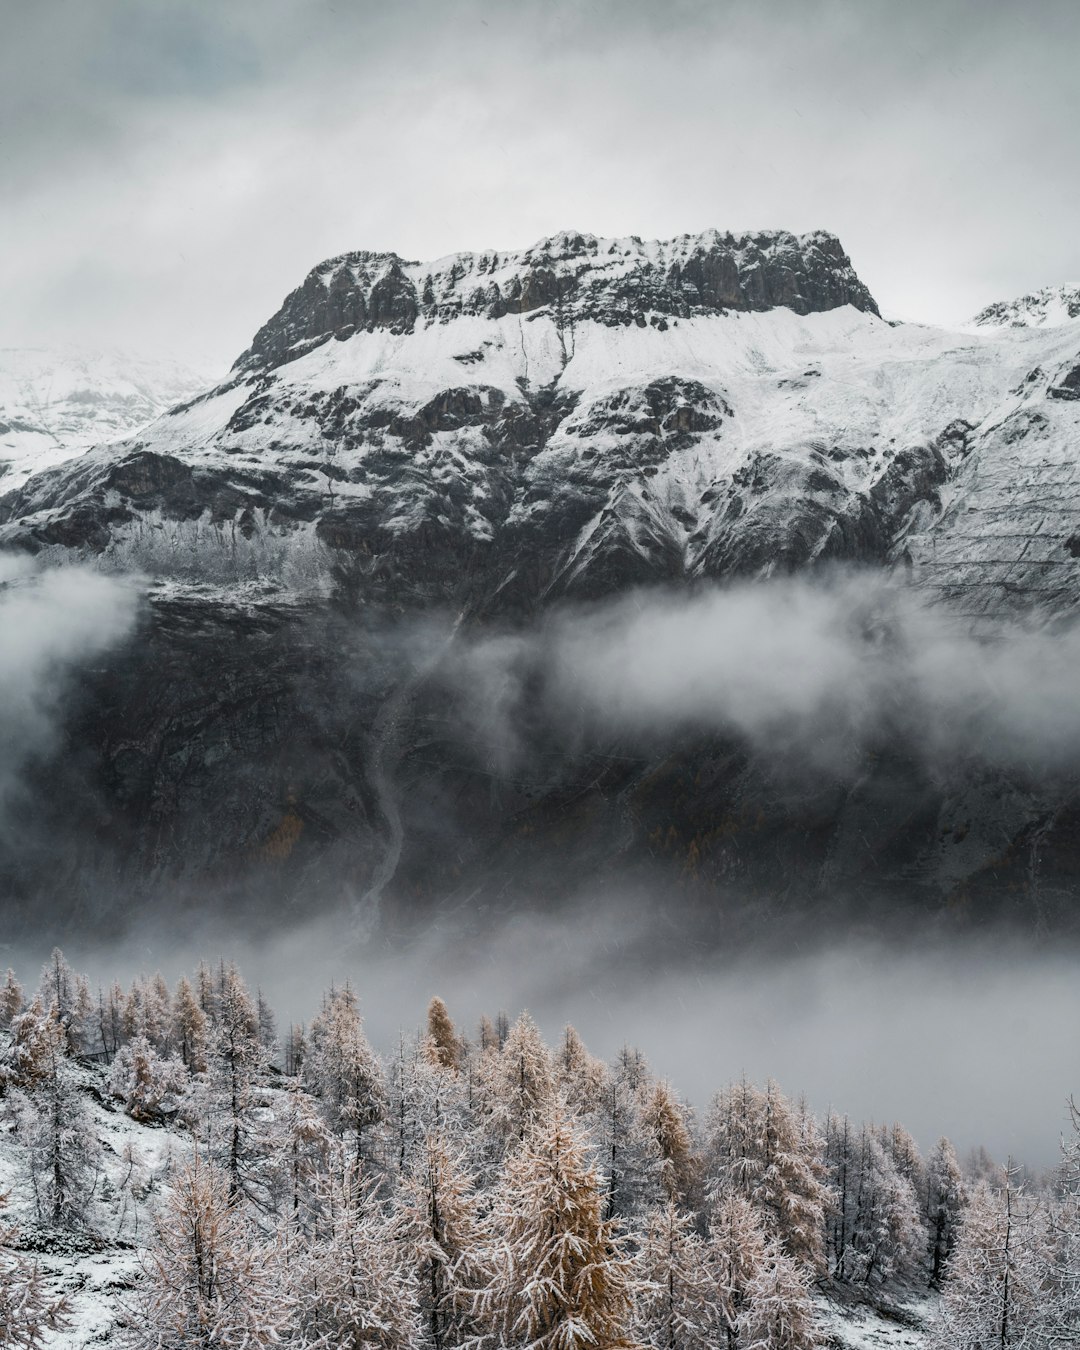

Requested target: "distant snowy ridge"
[
  {"left": 968, "top": 282, "right": 1080, "bottom": 330},
  {"left": 0, "top": 346, "right": 213, "bottom": 493}
]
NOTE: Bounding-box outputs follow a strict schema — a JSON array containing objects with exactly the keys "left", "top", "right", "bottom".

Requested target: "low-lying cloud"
[{"left": 450, "top": 569, "right": 1080, "bottom": 781}]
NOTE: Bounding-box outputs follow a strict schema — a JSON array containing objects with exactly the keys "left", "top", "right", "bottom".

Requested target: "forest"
[{"left": 0, "top": 950, "right": 1077, "bottom": 1348}]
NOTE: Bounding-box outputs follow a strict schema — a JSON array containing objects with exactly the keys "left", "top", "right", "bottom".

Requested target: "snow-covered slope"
[
  {"left": 2, "top": 231, "right": 1078, "bottom": 624},
  {"left": 969, "top": 283, "right": 1080, "bottom": 331},
  {"left": 0, "top": 346, "right": 212, "bottom": 494}
]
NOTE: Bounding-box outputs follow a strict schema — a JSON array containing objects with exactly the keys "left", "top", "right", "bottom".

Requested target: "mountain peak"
[
  {"left": 969, "top": 282, "right": 1080, "bottom": 330},
  {"left": 236, "top": 226, "right": 879, "bottom": 373}
]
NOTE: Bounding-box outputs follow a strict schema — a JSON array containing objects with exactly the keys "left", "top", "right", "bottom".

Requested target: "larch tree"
[
  {"left": 843, "top": 1126, "right": 925, "bottom": 1286},
  {"left": 126, "top": 1152, "right": 290, "bottom": 1349},
  {"left": 290, "top": 1150, "right": 419, "bottom": 1350},
  {"left": 0, "top": 970, "right": 24, "bottom": 1032},
  {"left": 0, "top": 1191, "right": 70, "bottom": 1348},
  {"left": 925, "top": 1135, "right": 966, "bottom": 1287},
  {"left": 471, "top": 1101, "right": 639, "bottom": 1350},
  {"left": 398, "top": 1131, "right": 486, "bottom": 1350},
  {"left": 198, "top": 963, "right": 272, "bottom": 1203},
  {"left": 10, "top": 1001, "right": 99, "bottom": 1229},
  {"left": 632, "top": 1200, "right": 719, "bottom": 1350},
  {"left": 304, "top": 985, "right": 385, "bottom": 1169},
  {"left": 171, "top": 976, "right": 209, "bottom": 1075},
  {"left": 425, "top": 996, "right": 463, "bottom": 1073},
  {"left": 706, "top": 1079, "right": 831, "bottom": 1272},
  {"left": 108, "top": 1035, "right": 188, "bottom": 1123},
  {"left": 638, "top": 1081, "right": 698, "bottom": 1206},
  {"left": 708, "top": 1191, "right": 817, "bottom": 1350},
  {"left": 928, "top": 1173, "right": 1042, "bottom": 1350},
  {"left": 480, "top": 1010, "right": 555, "bottom": 1147},
  {"left": 557, "top": 1025, "right": 611, "bottom": 1118}
]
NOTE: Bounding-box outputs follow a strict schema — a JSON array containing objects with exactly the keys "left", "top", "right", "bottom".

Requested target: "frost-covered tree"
[
  {"left": 928, "top": 1173, "right": 1042, "bottom": 1349},
  {"left": 272, "top": 1086, "right": 332, "bottom": 1233},
  {"left": 425, "top": 996, "right": 463, "bottom": 1073},
  {"left": 126, "top": 1153, "right": 290, "bottom": 1349},
  {"left": 0, "top": 970, "right": 24, "bottom": 1031},
  {"left": 479, "top": 1010, "right": 555, "bottom": 1147},
  {"left": 171, "top": 976, "right": 209, "bottom": 1074},
  {"left": 471, "top": 1101, "right": 638, "bottom": 1350},
  {"left": 304, "top": 986, "right": 385, "bottom": 1168},
  {"left": 843, "top": 1126, "right": 924, "bottom": 1286},
  {"left": 108, "top": 1036, "right": 188, "bottom": 1122},
  {"left": 639, "top": 1081, "right": 697, "bottom": 1205},
  {"left": 0, "top": 1192, "right": 70, "bottom": 1348},
  {"left": 706, "top": 1079, "right": 830, "bottom": 1271},
  {"left": 290, "top": 1152, "right": 418, "bottom": 1350},
  {"left": 196, "top": 964, "right": 272, "bottom": 1203},
  {"left": 925, "top": 1135, "right": 965, "bottom": 1287},
  {"left": 708, "top": 1191, "right": 817, "bottom": 1350},
  {"left": 10, "top": 1002, "right": 99, "bottom": 1229},
  {"left": 633, "top": 1200, "right": 719, "bottom": 1350},
  {"left": 398, "top": 1131, "right": 486, "bottom": 1350},
  {"left": 556, "top": 1025, "right": 610, "bottom": 1118},
  {"left": 35, "top": 949, "right": 87, "bottom": 1056}
]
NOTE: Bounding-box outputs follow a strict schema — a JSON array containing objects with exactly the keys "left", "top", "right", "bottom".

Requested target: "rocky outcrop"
[{"left": 236, "top": 229, "right": 880, "bottom": 373}]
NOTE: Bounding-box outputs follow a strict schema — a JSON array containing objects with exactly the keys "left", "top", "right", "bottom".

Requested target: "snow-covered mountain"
[
  {"left": 969, "top": 282, "right": 1080, "bottom": 331},
  {"left": 2, "top": 227, "right": 1080, "bottom": 934},
  {"left": 0, "top": 346, "right": 212, "bottom": 494}
]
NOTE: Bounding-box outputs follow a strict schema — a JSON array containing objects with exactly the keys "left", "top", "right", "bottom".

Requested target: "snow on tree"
[
  {"left": 597, "top": 1056, "right": 661, "bottom": 1222},
  {"left": 256, "top": 988, "right": 277, "bottom": 1055},
  {"left": 0, "top": 970, "right": 24, "bottom": 1031},
  {"left": 398, "top": 1130, "right": 486, "bottom": 1350},
  {"left": 425, "top": 996, "right": 463, "bottom": 1073},
  {"left": 469, "top": 1100, "right": 639, "bottom": 1350},
  {"left": 194, "top": 963, "right": 274, "bottom": 1204},
  {"left": 705, "top": 1079, "right": 830, "bottom": 1271},
  {"left": 0, "top": 1191, "right": 70, "bottom": 1348},
  {"left": 125, "top": 1151, "right": 291, "bottom": 1349},
  {"left": 632, "top": 1200, "right": 719, "bottom": 1350},
  {"left": 388, "top": 1032, "right": 456, "bottom": 1179},
  {"left": 303, "top": 985, "right": 385, "bottom": 1168},
  {"left": 708, "top": 1190, "right": 817, "bottom": 1350},
  {"left": 928, "top": 1172, "right": 1043, "bottom": 1349},
  {"left": 289, "top": 1149, "right": 419, "bottom": 1350},
  {"left": 478, "top": 1010, "right": 555, "bottom": 1147},
  {"left": 9, "top": 1001, "right": 100, "bottom": 1229},
  {"left": 556, "top": 1025, "right": 611, "bottom": 1118},
  {"left": 34, "top": 949, "right": 87, "bottom": 1056},
  {"left": 108, "top": 1035, "right": 188, "bottom": 1122},
  {"left": 638, "top": 1081, "right": 697, "bottom": 1205},
  {"left": 925, "top": 1135, "right": 965, "bottom": 1287},
  {"left": 841, "top": 1126, "right": 924, "bottom": 1286},
  {"left": 272, "top": 1086, "right": 332, "bottom": 1234},
  {"left": 171, "top": 976, "right": 209, "bottom": 1074}
]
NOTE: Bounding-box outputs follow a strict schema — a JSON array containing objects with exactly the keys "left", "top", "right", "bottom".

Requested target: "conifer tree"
[
  {"left": 399, "top": 1131, "right": 486, "bottom": 1350},
  {"left": 557, "top": 1025, "right": 610, "bottom": 1117},
  {"left": 929, "top": 1173, "right": 1042, "bottom": 1349},
  {"left": 304, "top": 985, "right": 385, "bottom": 1168},
  {"left": 0, "top": 969, "right": 25, "bottom": 1032},
  {"left": 0, "top": 1192, "right": 70, "bottom": 1347},
  {"left": 471, "top": 1101, "right": 638, "bottom": 1350},
  {"left": 708, "top": 1191, "right": 817, "bottom": 1350},
  {"left": 925, "top": 1135, "right": 965, "bottom": 1287},
  {"left": 480, "top": 1010, "right": 555, "bottom": 1146},
  {"left": 632, "top": 1200, "right": 718, "bottom": 1350},
  {"left": 10, "top": 1001, "right": 100, "bottom": 1229},
  {"left": 171, "top": 976, "right": 209, "bottom": 1074},
  {"left": 425, "top": 996, "right": 462, "bottom": 1073},
  {"left": 108, "top": 1035, "right": 188, "bottom": 1122},
  {"left": 639, "top": 1081, "right": 697, "bottom": 1205},
  {"left": 706, "top": 1079, "right": 830, "bottom": 1271},
  {"left": 127, "top": 1153, "right": 290, "bottom": 1349},
  {"left": 290, "top": 1150, "right": 419, "bottom": 1349}
]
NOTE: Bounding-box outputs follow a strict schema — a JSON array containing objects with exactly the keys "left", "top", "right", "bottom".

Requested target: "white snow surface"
[
  {"left": 967, "top": 282, "right": 1080, "bottom": 331},
  {"left": 0, "top": 346, "right": 213, "bottom": 492}
]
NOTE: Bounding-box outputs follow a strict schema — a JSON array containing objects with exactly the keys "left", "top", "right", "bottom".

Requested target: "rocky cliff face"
[{"left": 2, "top": 229, "right": 1079, "bottom": 942}]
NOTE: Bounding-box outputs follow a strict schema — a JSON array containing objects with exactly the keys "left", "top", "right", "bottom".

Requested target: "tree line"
[{"left": 0, "top": 950, "right": 1077, "bottom": 1348}]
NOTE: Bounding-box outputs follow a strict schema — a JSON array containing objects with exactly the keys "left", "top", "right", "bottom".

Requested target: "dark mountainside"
[{"left": 2, "top": 228, "right": 1079, "bottom": 943}]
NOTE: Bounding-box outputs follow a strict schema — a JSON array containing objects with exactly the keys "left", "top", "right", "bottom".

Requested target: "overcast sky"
[{"left": 2, "top": 0, "right": 1078, "bottom": 371}]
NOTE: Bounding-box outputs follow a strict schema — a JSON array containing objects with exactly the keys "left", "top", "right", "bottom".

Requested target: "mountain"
[
  {"left": 968, "top": 282, "right": 1080, "bottom": 331},
  {"left": 2, "top": 228, "right": 1079, "bottom": 940},
  {"left": 0, "top": 346, "right": 213, "bottom": 494}
]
